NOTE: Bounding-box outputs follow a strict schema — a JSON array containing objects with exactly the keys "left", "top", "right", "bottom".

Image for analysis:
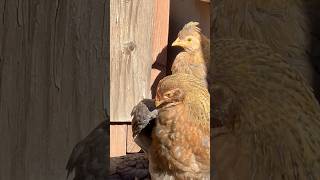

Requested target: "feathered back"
[
  {"left": 210, "top": 39, "right": 320, "bottom": 179},
  {"left": 150, "top": 73, "right": 210, "bottom": 179},
  {"left": 212, "top": 0, "right": 316, "bottom": 92},
  {"left": 157, "top": 73, "right": 210, "bottom": 124},
  {"left": 171, "top": 52, "right": 208, "bottom": 84}
]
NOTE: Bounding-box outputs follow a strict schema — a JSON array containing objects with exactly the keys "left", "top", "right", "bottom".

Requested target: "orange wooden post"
[
  {"left": 110, "top": 125, "right": 128, "bottom": 157},
  {"left": 126, "top": 125, "right": 142, "bottom": 153},
  {"left": 150, "top": 0, "right": 170, "bottom": 97}
]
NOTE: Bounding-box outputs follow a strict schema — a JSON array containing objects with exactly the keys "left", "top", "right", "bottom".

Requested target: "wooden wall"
[
  {"left": 110, "top": 0, "right": 169, "bottom": 157},
  {"left": 109, "top": 0, "right": 209, "bottom": 157},
  {"left": 110, "top": 0, "right": 154, "bottom": 123},
  {"left": 0, "top": 0, "right": 109, "bottom": 180}
]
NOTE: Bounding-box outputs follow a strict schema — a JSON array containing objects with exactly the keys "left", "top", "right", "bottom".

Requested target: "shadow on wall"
[
  {"left": 149, "top": 0, "right": 210, "bottom": 98},
  {"left": 151, "top": 47, "right": 168, "bottom": 98}
]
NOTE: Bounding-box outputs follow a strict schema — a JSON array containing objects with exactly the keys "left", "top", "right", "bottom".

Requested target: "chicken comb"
[{"left": 182, "top": 21, "right": 201, "bottom": 32}]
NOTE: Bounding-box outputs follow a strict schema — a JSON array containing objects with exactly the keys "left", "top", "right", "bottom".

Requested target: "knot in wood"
[{"left": 123, "top": 41, "right": 136, "bottom": 55}]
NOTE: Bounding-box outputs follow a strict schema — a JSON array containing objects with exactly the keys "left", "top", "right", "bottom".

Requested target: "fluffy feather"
[
  {"left": 149, "top": 73, "right": 210, "bottom": 180},
  {"left": 210, "top": 39, "right": 320, "bottom": 180}
]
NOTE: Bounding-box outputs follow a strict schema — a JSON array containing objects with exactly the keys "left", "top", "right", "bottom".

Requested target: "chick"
[
  {"left": 131, "top": 22, "right": 210, "bottom": 154},
  {"left": 210, "top": 39, "right": 320, "bottom": 179},
  {"left": 149, "top": 73, "right": 210, "bottom": 180},
  {"left": 171, "top": 22, "right": 210, "bottom": 82}
]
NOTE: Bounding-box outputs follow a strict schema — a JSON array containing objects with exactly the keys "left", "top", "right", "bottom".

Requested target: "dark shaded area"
[
  {"left": 66, "top": 118, "right": 109, "bottom": 180},
  {"left": 304, "top": 1, "right": 320, "bottom": 101},
  {"left": 0, "top": 0, "right": 109, "bottom": 180},
  {"left": 167, "top": 23, "right": 189, "bottom": 77},
  {"left": 167, "top": 0, "right": 210, "bottom": 77},
  {"left": 109, "top": 153, "right": 150, "bottom": 180},
  {"left": 151, "top": 47, "right": 168, "bottom": 98},
  {"left": 210, "top": 1, "right": 320, "bottom": 179},
  {"left": 211, "top": 0, "right": 320, "bottom": 103}
]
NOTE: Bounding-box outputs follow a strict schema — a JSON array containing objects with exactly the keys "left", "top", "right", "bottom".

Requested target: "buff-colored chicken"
[
  {"left": 210, "top": 39, "right": 320, "bottom": 179},
  {"left": 131, "top": 74, "right": 210, "bottom": 180},
  {"left": 149, "top": 73, "right": 210, "bottom": 180},
  {"left": 133, "top": 16, "right": 320, "bottom": 179},
  {"left": 131, "top": 22, "right": 210, "bottom": 155},
  {"left": 130, "top": 22, "right": 211, "bottom": 180},
  {"left": 171, "top": 22, "right": 210, "bottom": 82}
]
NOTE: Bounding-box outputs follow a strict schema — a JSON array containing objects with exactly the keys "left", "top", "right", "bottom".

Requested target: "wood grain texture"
[
  {"left": 110, "top": 125, "right": 127, "bottom": 157},
  {"left": 150, "top": 0, "right": 169, "bottom": 97},
  {"left": 0, "top": 0, "right": 109, "bottom": 180},
  {"left": 152, "top": 0, "right": 169, "bottom": 65},
  {"left": 110, "top": 0, "right": 155, "bottom": 122},
  {"left": 126, "top": 125, "right": 141, "bottom": 153}
]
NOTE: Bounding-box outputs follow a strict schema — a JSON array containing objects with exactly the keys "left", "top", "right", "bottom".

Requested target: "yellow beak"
[
  {"left": 172, "top": 38, "right": 183, "bottom": 47},
  {"left": 155, "top": 100, "right": 161, "bottom": 107}
]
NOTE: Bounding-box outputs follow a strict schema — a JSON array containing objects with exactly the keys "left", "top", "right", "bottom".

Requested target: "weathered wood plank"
[
  {"left": 110, "top": 0, "right": 155, "bottom": 122},
  {"left": 0, "top": 0, "right": 109, "bottom": 180},
  {"left": 126, "top": 125, "right": 141, "bottom": 153},
  {"left": 110, "top": 124, "right": 127, "bottom": 157},
  {"left": 150, "top": 0, "right": 170, "bottom": 97}
]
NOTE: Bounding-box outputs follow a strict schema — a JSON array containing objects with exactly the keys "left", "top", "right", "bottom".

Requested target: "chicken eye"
[
  {"left": 187, "top": 38, "right": 192, "bottom": 42},
  {"left": 164, "top": 92, "right": 173, "bottom": 98}
]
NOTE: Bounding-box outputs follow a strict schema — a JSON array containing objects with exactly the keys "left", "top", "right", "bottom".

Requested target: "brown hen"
[
  {"left": 149, "top": 73, "right": 210, "bottom": 180},
  {"left": 131, "top": 22, "right": 210, "bottom": 156},
  {"left": 210, "top": 39, "right": 320, "bottom": 180}
]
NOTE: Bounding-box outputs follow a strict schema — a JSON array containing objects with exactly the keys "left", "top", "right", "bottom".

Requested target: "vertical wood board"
[
  {"left": 0, "top": 0, "right": 109, "bottom": 180},
  {"left": 126, "top": 125, "right": 141, "bottom": 153},
  {"left": 150, "top": 0, "right": 170, "bottom": 97},
  {"left": 110, "top": 0, "right": 155, "bottom": 122},
  {"left": 110, "top": 125, "right": 127, "bottom": 157}
]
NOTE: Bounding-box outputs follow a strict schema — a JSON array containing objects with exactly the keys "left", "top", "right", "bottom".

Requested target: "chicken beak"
[
  {"left": 172, "top": 38, "right": 183, "bottom": 47},
  {"left": 155, "top": 100, "right": 161, "bottom": 107}
]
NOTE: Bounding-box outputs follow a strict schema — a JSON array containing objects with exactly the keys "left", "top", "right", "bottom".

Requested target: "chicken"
[
  {"left": 212, "top": 0, "right": 320, "bottom": 100},
  {"left": 66, "top": 114, "right": 150, "bottom": 180},
  {"left": 131, "top": 99, "right": 158, "bottom": 154},
  {"left": 210, "top": 39, "right": 320, "bottom": 179},
  {"left": 66, "top": 117, "right": 109, "bottom": 180},
  {"left": 130, "top": 74, "right": 210, "bottom": 179},
  {"left": 149, "top": 73, "right": 210, "bottom": 180},
  {"left": 131, "top": 22, "right": 210, "bottom": 155},
  {"left": 171, "top": 21, "right": 209, "bottom": 82},
  {"left": 131, "top": 22, "right": 210, "bottom": 179}
]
